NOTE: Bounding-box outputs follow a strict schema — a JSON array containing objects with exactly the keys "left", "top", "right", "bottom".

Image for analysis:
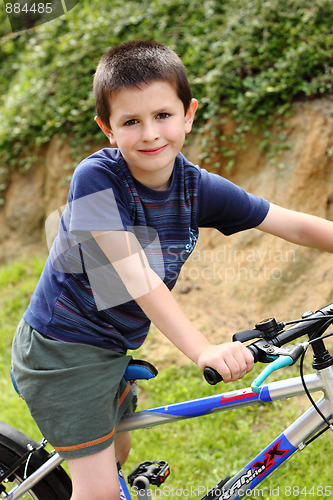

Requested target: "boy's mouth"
[{"left": 138, "top": 145, "right": 168, "bottom": 156}]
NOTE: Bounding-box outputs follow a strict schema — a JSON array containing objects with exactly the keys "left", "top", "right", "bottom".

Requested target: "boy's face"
[{"left": 95, "top": 81, "right": 198, "bottom": 190}]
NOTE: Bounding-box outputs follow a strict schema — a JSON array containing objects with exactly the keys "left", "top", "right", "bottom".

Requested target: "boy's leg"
[
  {"left": 67, "top": 432, "right": 131, "bottom": 500},
  {"left": 67, "top": 443, "right": 120, "bottom": 500},
  {"left": 115, "top": 431, "right": 131, "bottom": 465}
]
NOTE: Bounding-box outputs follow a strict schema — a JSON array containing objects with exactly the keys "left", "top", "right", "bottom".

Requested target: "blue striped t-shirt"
[{"left": 24, "top": 148, "right": 269, "bottom": 352}]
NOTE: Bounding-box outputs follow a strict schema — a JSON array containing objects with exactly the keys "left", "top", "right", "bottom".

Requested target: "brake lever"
[
  {"left": 250, "top": 340, "right": 306, "bottom": 362},
  {"left": 203, "top": 340, "right": 308, "bottom": 386},
  {"left": 251, "top": 342, "right": 308, "bottom": 393}
]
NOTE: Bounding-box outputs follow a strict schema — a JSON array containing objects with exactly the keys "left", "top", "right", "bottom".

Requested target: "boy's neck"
[{"left": 133, "top": 170, "right": 172, "bottom": 191}]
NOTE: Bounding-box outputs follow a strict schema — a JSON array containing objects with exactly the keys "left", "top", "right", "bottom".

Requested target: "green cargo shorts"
[{"left": 12, "top": 319, "right": 133, "bottom": 459}]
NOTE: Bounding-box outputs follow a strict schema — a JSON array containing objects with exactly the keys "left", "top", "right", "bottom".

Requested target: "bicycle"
[{"left": 1, "top": 302, "right": 333, "bottom": 500}]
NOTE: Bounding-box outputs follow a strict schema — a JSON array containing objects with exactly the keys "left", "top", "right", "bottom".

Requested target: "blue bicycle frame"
[
  {"left": 116, "top": 365, "right": 333, "bottom": 500},
  {"left": 5, "top": 366, "right": 333, "bottom": 500}
]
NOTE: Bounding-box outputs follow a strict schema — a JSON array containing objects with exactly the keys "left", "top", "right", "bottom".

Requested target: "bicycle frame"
[{"left": 5, "top": 364, "right": 333, "bottom": 500}]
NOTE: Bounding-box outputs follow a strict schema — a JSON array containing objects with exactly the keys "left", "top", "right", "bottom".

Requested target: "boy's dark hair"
[{"left": 93, "top": 40, "right": 192, "bottom": 127}]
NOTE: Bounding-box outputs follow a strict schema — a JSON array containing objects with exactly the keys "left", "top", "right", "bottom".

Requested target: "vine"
[{"left": 0, "top": 0, "right": 332, "bottom": 204}]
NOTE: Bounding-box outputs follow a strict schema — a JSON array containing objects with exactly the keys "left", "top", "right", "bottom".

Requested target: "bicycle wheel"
[{"left": 0, "top": 421, "right": 72, "bottom": 499}]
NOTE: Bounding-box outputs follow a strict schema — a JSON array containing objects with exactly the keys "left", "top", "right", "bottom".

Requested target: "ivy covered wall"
[{"left": 0, "top": 0, "right": 332, "bottom": 204}]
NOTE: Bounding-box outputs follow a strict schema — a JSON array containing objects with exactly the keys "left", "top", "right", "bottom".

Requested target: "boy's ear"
[
  {"left": 94, "top": 116, "right": 116, "bottom": 145},
  {"left": 184, "top": 99, "right": 198, "bottom": 134}
]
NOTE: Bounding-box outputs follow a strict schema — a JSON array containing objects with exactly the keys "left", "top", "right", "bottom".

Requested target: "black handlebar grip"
[
  {"left": 204, "top": 345, "right": 259, "bottom": 385},
  {"left": 203, "top": 367, "right": 223, "bottom": 385},
  {"left": 233, "top": 329, "right": 262, "bottom": 342}
]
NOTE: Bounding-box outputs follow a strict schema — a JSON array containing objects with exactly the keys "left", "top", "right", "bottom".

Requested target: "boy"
[{"left": 12, "top": 40, "right": 333, "bottom": 500}]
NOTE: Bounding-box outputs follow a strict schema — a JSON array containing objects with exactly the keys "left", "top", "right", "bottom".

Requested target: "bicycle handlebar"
[
  {"left": 204, "top": 303, "right": 333, "bottom": 385},
  {"left": 203, "top": 343, "right": 260, "bottom": 385}
]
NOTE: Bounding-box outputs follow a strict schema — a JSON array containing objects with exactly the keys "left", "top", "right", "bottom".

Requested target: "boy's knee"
[
  {"left": 115, "top": 432, "right": 131, "bottom": 465},
  {"left": 100, "top": 484, "right": 121, "bottom": 500},
  {"left": 116, "top": 445, "right": 130, "bottom": 466},
  {"left": 68, "top": 443, "right": 123, "bottom": 500}
]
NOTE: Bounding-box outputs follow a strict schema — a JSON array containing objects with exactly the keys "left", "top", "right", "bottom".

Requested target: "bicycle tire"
[{"left": 0, "top": 421, "right": 72, "bottom": 499}]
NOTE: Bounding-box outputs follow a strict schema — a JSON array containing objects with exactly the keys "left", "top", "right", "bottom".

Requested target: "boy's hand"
[{"left": 197, "top": 341, "right": 254, "bottom": 383}]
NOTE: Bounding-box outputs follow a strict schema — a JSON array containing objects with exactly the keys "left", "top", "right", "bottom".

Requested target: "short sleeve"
[
  {"left": 197, "top": 169, "right": 269, "bottom": 235},
  {"left": 48, "top": 153, "right": 135, "bottom": 275},
  {"left": 67, "top": 155, "right": 133, "bottom": 234}
]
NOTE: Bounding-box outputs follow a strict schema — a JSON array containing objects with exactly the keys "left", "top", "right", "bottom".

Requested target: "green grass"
[
  {"left": 0, "top": 256, "right": 332, "bottom": 499},
  {"left": 0, "top": 256, "right": 48, "bottom": 442}
]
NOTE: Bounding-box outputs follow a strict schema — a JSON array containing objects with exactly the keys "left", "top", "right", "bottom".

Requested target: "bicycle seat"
[{"left": 124, "top": 360, "right": 158, "bottom": 381}]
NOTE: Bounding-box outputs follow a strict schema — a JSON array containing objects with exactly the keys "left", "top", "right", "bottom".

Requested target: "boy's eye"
[
  {"left": 124, "top": 119, "right": 138, "bottom": 126},
  {"left": 157, "top": 113, "right": 170, "bottom": 119}
]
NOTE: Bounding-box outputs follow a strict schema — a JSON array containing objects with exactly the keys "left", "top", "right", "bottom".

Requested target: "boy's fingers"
[
  {"left": 198, "top": 341, "right": 255, "bottom": 383},
  {"left": 214, "top": 355, "right": 242, "bottom": 383},
  {"left": 214, "top": 360, "right": 232, "bottom": 383},
  {"left": 233, "top": 342, "right": 255, "bottom": 370},
  {"left": 217, "top": 344, "right": 254, "bottom": 382}
]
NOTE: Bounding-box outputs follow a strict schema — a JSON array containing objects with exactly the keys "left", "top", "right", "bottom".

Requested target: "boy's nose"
[{"left": 141, "top": 122, "right": 159, "bottom": 142}]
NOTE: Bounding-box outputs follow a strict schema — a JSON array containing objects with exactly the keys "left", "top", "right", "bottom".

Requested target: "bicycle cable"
[
  {"left": 299, "top": 322, "right": 333, "bottom": 433},
  {"left": 283, "top": 314, "right": 333, "bottom": 326},
  {"left": 304, "top": 423, "right": 330, "bottom": 446}
]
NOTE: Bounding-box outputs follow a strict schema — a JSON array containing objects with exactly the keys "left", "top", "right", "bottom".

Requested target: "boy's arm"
[
  {"left": 134, "top": 276, "right": 254, "bottom": 382},
  {"left": 91, "top": 230, "right": 253, "bottom": 382},
  {"left": 257, "top": 203, "right": 333, "bottom": 252}
]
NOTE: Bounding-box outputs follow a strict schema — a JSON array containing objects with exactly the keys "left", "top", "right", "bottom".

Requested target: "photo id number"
[
  {"left": 284, "top": 485, "right": 332, "bottom": 496},
  {"left": 5, "top": 3, "right": 53, "bottom": 14}
]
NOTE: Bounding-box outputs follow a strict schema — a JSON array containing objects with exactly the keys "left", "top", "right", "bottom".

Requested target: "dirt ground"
[{"left": 138, "top": 226, "right": 333, "bottom": 368}]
